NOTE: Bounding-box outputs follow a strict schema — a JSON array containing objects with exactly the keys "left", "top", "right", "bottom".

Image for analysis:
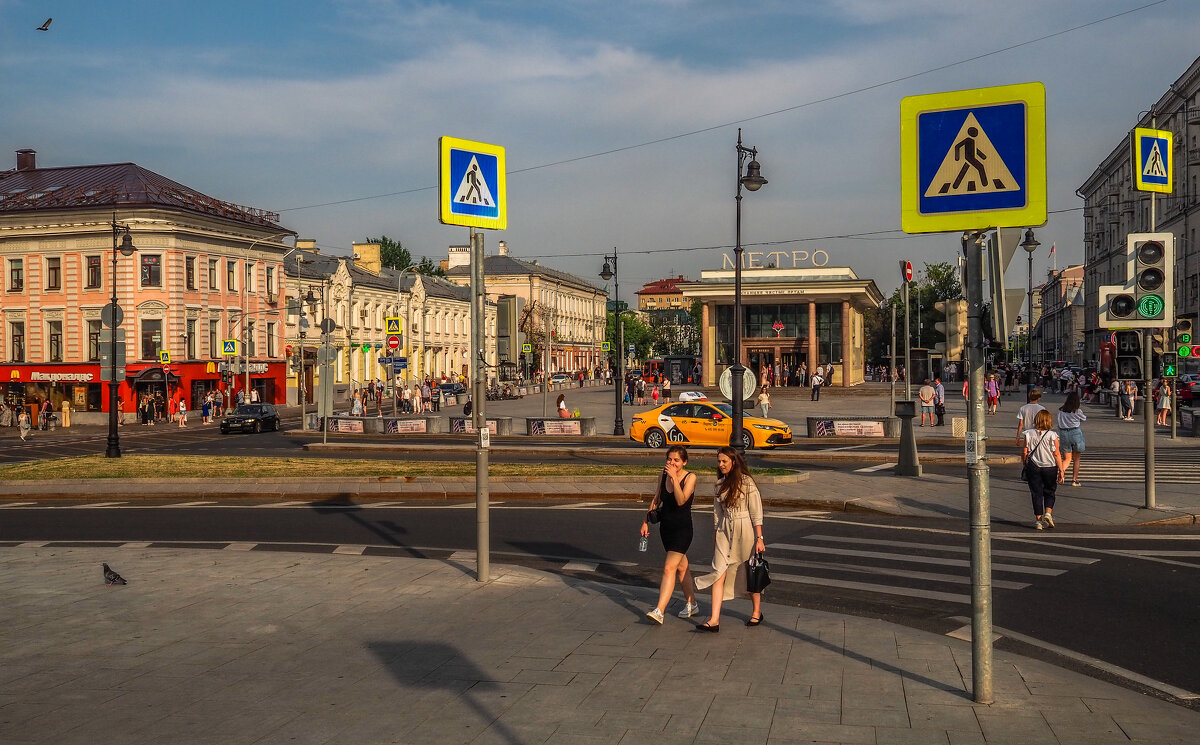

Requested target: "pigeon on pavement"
[{"left": 102, "top": 563, "right": 127, "bottom": 586}]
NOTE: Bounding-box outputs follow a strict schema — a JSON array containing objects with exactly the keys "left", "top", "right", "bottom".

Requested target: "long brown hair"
[{"left": 716, "top": 446, "right": 752, "bottom": 509}]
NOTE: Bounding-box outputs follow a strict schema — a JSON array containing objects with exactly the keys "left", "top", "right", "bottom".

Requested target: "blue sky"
[{"left": 2, "top": 0, "right": 1198, "bottom": 297}]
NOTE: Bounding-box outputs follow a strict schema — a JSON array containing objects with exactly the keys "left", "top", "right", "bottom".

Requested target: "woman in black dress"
[{"left": 640, "top": 445, "right": 699, "bottom": 624}]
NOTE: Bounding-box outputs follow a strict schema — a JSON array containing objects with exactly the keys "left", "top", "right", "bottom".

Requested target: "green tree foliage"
[
  {"left": 366, "top": 235, "right": 446, "bottom": 277},
  {"left": 605, "top": 310, "right": 653, "bottom": 365},
  {"left": 864, "top": 261, "right": 963, "bottom": 363}
]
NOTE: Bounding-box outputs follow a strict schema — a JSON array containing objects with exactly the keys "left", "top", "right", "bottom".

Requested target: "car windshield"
[
  {"left": 234, "top": 405, "right": 265, "bottom": 415},
  {"left": 712, "top": 403, "right": 733, "bottom": 417}
]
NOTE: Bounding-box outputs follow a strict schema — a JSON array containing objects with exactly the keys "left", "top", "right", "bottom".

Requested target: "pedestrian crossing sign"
[
  {"left": 439, "top": 136, "right": 507, "bottom": 230},
  {"left": 601, "top": 342, "right": 611, "bottom": 352},
  {"left": 222, "top": 339, "right": 238, "bottom": 356},
  {"left": 385, "top": 317, "right": 402, "bottom": 335},
  {"left": 159, "top": 351, "right": 170, "bottom": 364},
  {"left": 1132, "top": 127, "right": 1173, "bottom": 193},
  {"left": 901, "top": 82, "right": 1046, "bottom": 233}
]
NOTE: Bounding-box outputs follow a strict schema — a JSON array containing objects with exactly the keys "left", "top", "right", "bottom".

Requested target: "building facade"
[
  {"left": 0, "top": 149, "right": 290, "bottom": 423},
  {"left": 1078, "top": 55, "right": 1200, "bottom": 365},
  {"left": 681, "top": 265, "right": 884, "bottom": 387},
  {"left": 444, "top": 241, "right": 607, "bottom": 374},
  {"left": 1032, "top": 265, "right": 1085, "bottom": 366},
  {"left": 635, "top": 275, "right": 694, "bottom": 312}
]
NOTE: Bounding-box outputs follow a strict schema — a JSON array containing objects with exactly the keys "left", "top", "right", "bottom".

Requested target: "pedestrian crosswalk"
[
  {"left": 1073, "top": 448, "right": 1200, "bottom": 484},
  {"left": 765, "top": 533, "right": 1098, "bottom": 606}
]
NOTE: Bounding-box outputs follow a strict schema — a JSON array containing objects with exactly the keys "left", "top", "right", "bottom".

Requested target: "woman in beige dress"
[{"left": 693, "top": 446, "right": 765, "bottom": 632}]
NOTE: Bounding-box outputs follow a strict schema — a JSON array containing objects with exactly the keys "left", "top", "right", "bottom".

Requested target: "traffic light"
[
  {"left": 933, "top": 299, "right": 968, "bottom": 361},
  {"left": 1115, "top": 331, "right": 1142, "bottom": 379},
  {"left": 1177, "top": 318, "right": 1193, "bottom": 356},
  {"left": 1161, "top": 352, "right": 1178, "bottom": 378},
  {"left": 1098, "top": 232, "right": 1174, "bottom": 328},
  {"left": 1151, "top": 329, "right": 1167, "bottom": 355}
]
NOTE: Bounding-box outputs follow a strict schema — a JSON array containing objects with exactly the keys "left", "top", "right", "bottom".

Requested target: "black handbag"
[
  {"left": 746, "top": 551, "right": 771, "bottom": 593},
  {"left": 645, "top": 508, "right": 661, "bottom": 524},
  {"left": 645, "top": 470, "right": 668, "bottom": 525}
]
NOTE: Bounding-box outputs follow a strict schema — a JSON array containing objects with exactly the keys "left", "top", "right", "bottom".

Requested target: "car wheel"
[
  {"left": 739, "top": 430, "right": 754, "bottom": 451},
  {"left": 272, "top": 419, "right": 280, "bottom": 431},
  {"left": 253, "top": 421, "right": 261, "bottom": 434},
  {"left": 220, "top": 427, "right": 229, "bottom": 435},
  {"left": 644, "top": 428, "right": 666, "bottom": 449}
]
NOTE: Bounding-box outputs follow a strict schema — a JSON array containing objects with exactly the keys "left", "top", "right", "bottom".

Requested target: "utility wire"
[{"left": 278, "top": 1, "right": 1164, "bottom": 213}]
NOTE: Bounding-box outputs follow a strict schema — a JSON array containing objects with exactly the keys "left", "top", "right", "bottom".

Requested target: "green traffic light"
[
  {"left": 1182, "top": 345, "right": 1194, "bottom": 358},
  {"left": 1164, "top": 364, "right": 1177, "bottom": 376},
  {"left": 1180, "top": 332, "right": 1193, "bottom": 345},
  {"left": 1137, "top": 295, "right": 1164, "bottom": 318}
]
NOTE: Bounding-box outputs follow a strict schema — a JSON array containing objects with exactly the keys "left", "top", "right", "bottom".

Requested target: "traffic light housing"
[
  {"left": 1098, "top": 232, "right": 1174, "bottom": 328},
  {"left": 1151, "top": 330, "right": 1167, "bottom": 355},
  {"left": 1161, "top": 352, "right": 1178, "bottom": 378},
  {"left": 933, "top": 299, "right": 968, "bottom": 361},
  {"left": 1115, "top": 331, "right": 1142, "bottom": 379},
  {"left": 1177, "top": 318, "right": 1193, "bottom": 356}
]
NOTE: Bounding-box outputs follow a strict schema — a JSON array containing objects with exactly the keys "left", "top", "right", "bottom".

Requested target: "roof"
[
  {"left": 635, "top": 275, "right": 694, "bottom": 295},
  {"left": 0, "top": 161, "right": 287, "bottom": 230},
  {"left": 445, "top": 254, "right": 604, "bottom": 292},
  {"left": 287, "top": 251, "right": 471, "bottom": 302}
]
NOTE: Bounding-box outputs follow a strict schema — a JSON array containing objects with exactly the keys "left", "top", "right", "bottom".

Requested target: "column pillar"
[
  {"left": 841, "top": 301, "right": 852, "bottom": 387},
  {"left": 807, "top": 302, "right": 819, "bottom": 371},
  {"left": 702, "top": 301, "right": 716, "bottom": 386}
]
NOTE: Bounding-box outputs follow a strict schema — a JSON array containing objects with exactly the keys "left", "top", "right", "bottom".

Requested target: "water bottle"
[{"left": 638, "top": 535, "right": 648, "bottom": 552}]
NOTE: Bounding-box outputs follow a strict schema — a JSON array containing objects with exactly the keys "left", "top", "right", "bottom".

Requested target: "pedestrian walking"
[
  {"left": 1156, "top": 379, "right": 1172, "bottom": 427},
  {"left": 810, "top": 368, "right": 824, "bottom": 401},
  {"left": 640, "top": 445, "right": 700, "bottom": 624},
  {"left": 1016, "top": 388, "right": 1046, "bottom": 443},
  {"left": 651, "top": 384, "right": 660, "bottom": 407},
  {"left": 918, "top": 379, "right": 935, "bottom": 426},
  {"left": 693, "top": 446, "right": 765, "bottom": 632},
  {"left": 756, "top": 389, "right": 770, "bottom": 418},
  {"left": 178, "top": 399, "right": 187, "bottom": 427},
  {"left": 1120, "top": 380, "right": 1137, "bottom": 421},
  {"left": 1056, "top": 391, "right": 1086, "bottom": 487},
  {"left": 636, "top": 378, "right": 646, "bottom": 406},
  {"left": 1022, "top": 410, "right": 1065, "bottom": 530},
  {"left": 214, "top": 389, "right": 223, "bottom": 418},
  {"left": 18, "top": 408, "right": 31, "bottom": 441},
  {"left": 662, "top": 377, "right": 671, "bottom": 403},
  {"left": 933, "top": 377, "right": 946, "bottom": 426},
  {"left": 985, "top": 374, "right": 1000, "bottom": 414},
  {"left": 351, "top": 392, "right": 364, "bottom": 417}
]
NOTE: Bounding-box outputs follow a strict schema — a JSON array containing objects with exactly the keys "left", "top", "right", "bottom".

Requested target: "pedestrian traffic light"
[
  {"left": 1115, "top": 330, "right": 1142, "bottom": 379},
  {"left": 1161, "top": 352, "right": 1178, "bottom": 377}
]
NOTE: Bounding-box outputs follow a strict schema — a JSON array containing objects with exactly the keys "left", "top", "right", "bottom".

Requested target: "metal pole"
[
  {"left": 298, "top": 262, "right": 306, "bottom": 428},
  {"left": 1026, "top": 251, "right": 1034, "bottom": 401},
  {"left": 322, "top": 285, "right": 330, "bottom": 447},
  {"left": 612, "top": 249, "right": 625, "bottom": 436},
  {"left": 1147, "top": 159, "right": 1157, "bottom": 509},
  {"left": 395, "top": 270, "right": 402, "bottom": 417},
  {"left": 470, "top": 229, "right": 490, "bottom": 582},
  {"left": 732, "top": 130, "right": 746, "bottom": 452},
  {"left": 889, "top": 302, "right": 897, "bottom": 409},
  {"left": 965, "top": 231, "right": 993, "bottom": 704},
  {"left": 105, "top": 216, "right": 123, "bottom": 458},
  {"left": 903, "top": 279, "right": 912, "bottom": 400}
]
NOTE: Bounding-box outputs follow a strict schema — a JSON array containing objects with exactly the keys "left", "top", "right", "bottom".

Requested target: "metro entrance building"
[{"left": 681, "top": 265, "right": 884, "bottom": 388}]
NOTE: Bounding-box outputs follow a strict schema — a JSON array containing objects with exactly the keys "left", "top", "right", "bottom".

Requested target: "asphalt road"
[{"left": 4, "top": 500, "right": 1198, "bottom": 703}]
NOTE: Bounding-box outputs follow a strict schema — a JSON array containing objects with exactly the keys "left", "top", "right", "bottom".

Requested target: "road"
[{"left": 3, "top": 499, "right": 1199, "bottom": 704}]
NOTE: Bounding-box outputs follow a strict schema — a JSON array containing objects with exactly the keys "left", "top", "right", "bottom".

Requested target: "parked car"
[
  {"left": 1176, "top": 373, "right": 1200, "bottom": 404},
  {"left": 439, "top": 382, "right": 466, "bottom": 397},
  {"left": 220, "top": 403, "right": 280, "bottom": 434},
  {"left": 676, "top": 390, "right": 709, "bottom": 402},
  {"left": 629, "top": 401, "right": 791, "bottom": 450},
  {"left": 549, "top": 373, "right": 573, "bottom": 385}
]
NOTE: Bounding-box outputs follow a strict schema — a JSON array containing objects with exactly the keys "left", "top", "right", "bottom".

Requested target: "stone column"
[
  {"left": 842, "top": 300, "right": 852, "bottom": 387},
  {"left": 702, "top": 302, "right": 716, "bottom": 386},
  {"left": 807, "top": 302, "right": 819, "bottom": 371}
]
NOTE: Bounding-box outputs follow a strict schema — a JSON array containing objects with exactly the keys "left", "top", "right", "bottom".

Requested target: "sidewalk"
[{"left": 3, "top": 545, "right": 1196, "bottom": 744}]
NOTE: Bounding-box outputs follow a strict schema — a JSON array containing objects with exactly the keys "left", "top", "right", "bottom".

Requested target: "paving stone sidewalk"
[{"left": 3, "top": 546, "right": 1197, "bottom": 745}]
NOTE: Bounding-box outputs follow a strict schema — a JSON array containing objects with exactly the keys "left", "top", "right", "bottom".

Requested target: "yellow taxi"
[{"left": 629, "top": 401, "right": 792, "bottom": 450}]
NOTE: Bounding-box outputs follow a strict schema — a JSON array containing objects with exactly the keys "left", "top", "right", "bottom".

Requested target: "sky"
[{"left": 2, "top": 0, "right": 1199, "bottom": 300}]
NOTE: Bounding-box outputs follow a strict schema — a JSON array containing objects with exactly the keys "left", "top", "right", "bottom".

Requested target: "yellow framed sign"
[
  {"left": 439, "top": 136, "right": 507, "bottom": 230},
  {"left": 901, "top": 82, "right": 1046, "bottom": 233},
  {"left": 1132, "top": 127, "right": 1173, "bottom": 193}
]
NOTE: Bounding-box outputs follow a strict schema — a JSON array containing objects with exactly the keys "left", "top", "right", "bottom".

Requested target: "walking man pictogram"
[
  {"left": 459, "top": 164, "right": 487, "bottom": 205},
  {"left": 949, "top": 126, "right": 988, "bottom": 193}
]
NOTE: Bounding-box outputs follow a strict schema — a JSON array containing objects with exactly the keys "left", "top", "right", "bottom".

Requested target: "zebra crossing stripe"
[
  {"left": 771, "top": 570, "right": 971, "bottom": 605},
  {"left": 768, "top": 556, "right": 1030, "bottom": 591},
  {"left": 802, "top": 534, "right": 1097, "bottom": 565},
  {"left": 769, "top": 543, "right": 1067, "bottom": 576}
]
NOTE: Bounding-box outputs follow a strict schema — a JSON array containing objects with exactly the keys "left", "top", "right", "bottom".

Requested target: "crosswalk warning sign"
[
  {"left": 924, "top": 113, "right": 1019, "bottom": 197},
  {"left": 439, "top": 136, "right": 507, "bottom": 230},
  {"left": 385, "top": 317, "right": 402, "bottom": 335},
  {"left": 1144, "top": 141, "right": 1167, "bottom": 177},
  {"left": 222, "top": 339, "right": 238, "bottom": 356},
  {"left": 453, "top": 155, "right": 495, "bottom": 207},
  {"left": 1133, "top": 127, "right": 1172, "bottom": 193}
]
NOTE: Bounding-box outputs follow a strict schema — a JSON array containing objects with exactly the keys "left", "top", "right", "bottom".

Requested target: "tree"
[
  {"left": 366, "top": 235, "right": 446, "bottom": 277},
  {"left": 605, "top": 310, "right": 653, "bottom": 365},
  {"left": 864, "top": 260, "right": 963, "bottom": 364}
]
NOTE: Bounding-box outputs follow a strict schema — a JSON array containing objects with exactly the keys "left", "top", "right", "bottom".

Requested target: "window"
[
  {"left": 140, "top": 255, "right": 162, "bottom": 287},
  {"left": 186, "top": 319, "right": 196, "bottom": 359},
  {"left": 185, "top": 257, "right": 196, "bottom": 290},
  {"left": 227, "top": 260, "right": 237, "bottom": 292},
  {"left": 266, "top": 322, "right": 276, "bottom": 357},
  {"left": 46, "top": 257, "right": 61, "bottom": 290},
  {"left": 141, "top": 319, "right": 163, "bottom": 360},
  {"left": 266, "top": 266, "right": 275, "bottom": 296},
  {"left": 10, "top": 321, "right": 24, "bottom": 361},
  {"left": 88, "top": 320, "right": 102, "bottom": 361},
  {"left": 209, "top": 320, "right": 219, "bottom": 359},
  {"left": 86, "top": 255, "right": 102, "bottom": 288},
  {"left": 245, "top": 263, "right": 255, "bottom": 293},
  {"left": 47, "top": 320, "right": 63, "bottom": 361},
  {"left": 247, "top": 320, "right": 257, "bottom": 357},
  {"left": 9, "top": 259, "right": 23, "bottom": 291},
  {"left": 208, "top": 259, "right": 219, "bottom": 290}
]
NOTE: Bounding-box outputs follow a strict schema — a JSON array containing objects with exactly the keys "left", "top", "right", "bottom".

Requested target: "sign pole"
[
  {"left": 889, "top": 302, "right": 897, "bottom": 409},
  {"left": 964, "top": 231, "right": 993, "bottom": 704},
  {"left": 471, "top": 228, "right": 490, "bottom": 582},
  {"left": 903, "top": 269, "right": 912, "bottom": 400},
  {"left": 1144, "top": 115, "right": 1157, "bottom": 510}
]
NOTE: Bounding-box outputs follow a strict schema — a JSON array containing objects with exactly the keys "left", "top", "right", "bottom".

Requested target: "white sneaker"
[
  {"left": 1042, "top": 513, "right": 1055, "bottom": 529},
  {"left": 678, "top": 601, "right": 700, "bottom": 618},
  {"left": 646, "top": 608, "right": 664, "bottom": 624},
  {"left": 1034, "top": 518, "right": 1044, "bottom": 531}
]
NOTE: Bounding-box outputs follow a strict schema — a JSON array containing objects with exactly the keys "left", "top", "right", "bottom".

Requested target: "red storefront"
[{"left": 0, "top": 361, "right": 286, "bottom": 425}]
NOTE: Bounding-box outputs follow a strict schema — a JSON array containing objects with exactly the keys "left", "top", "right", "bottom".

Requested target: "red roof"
[
  {"left": 635, "top": 275, "right": 694, "bottom": 295},
  {"left": 0, "top": 161, "right": 285, "bottom": 229}
]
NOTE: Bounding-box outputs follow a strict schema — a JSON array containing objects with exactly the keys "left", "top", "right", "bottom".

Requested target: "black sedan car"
[
  {"left": 439, "top": 382, "right": 466, "bottom": 397},
  {"left": 220, "top": 404, "right": 281, "bottom": 434}
]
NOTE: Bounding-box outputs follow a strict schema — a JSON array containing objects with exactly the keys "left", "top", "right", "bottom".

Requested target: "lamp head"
[
  {"left": 741, "top": 159, "right": 767, "bottom": 192},
  {"left": 599, "top": 260, "right": 613, "bottom": 281},
  {"left": 118, "top": 233, "right": 136, "bottom": 256},
  {"left": 1020, "top": 228, "right": 1040, "bottom": 254}
]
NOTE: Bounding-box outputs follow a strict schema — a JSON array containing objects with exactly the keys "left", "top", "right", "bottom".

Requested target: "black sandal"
[
  {"left": 693, "top": 622, "right": 720, "bottom": 633},
  {"left": 746, "top": 614, "right": 764, "bottom": 627}
]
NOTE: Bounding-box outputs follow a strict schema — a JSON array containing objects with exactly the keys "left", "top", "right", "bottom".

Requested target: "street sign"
[
  {"left": 320, "top": 318, "right": 336, "bottom": 334},
  {"left": 385, "top": 317, "right": 402, "bottom": 335},
  {"left": 719, "top": 367, "right": 758, "bottom": 401},
  {"left": 394, "top": 360, "right": 407, "bottom": 373},
  {"left": 377, "top": 357, "right": 393, "bottom": 366},
  {"left": 628, "top": 344, "right": 635, "bottom": 353},
  {"left": 901, "top": 260, "right": 913, "bottom": 282},
  {"left": 163, "top": 365, "right": 171, "bottom": 374},
  {"left": 523, "top": 343, "right": 532, "bottom": 354},
  {"left": 316, "top": 343, "right": 337, "bottom": 365},
  {"left": 159, "top": 351, "right": 171, "bottom": 364},
  {"left": 101, "top": 303, "right": 124, "bottom": 329},
  {"left": 901, "top": 82, "right": 1047, "bottom": 233},
  {"left": 222, "top": 340, "right": 238, "bottom": 356},
  {"left": 98, "top": 329, "right": 126, "bottom": 343},
  {"left": 965, "top": 431, "right": 979, "bottom": 465},
  {"left": 439, "top": 136, "right": 507, "bottom": 230},
  {"left": 1132, "top": 127, "right": 1173, "bottom": 193},
  {"left": 387, "top": 335, "right": 401, "bottom": 350},
  {"left": 601, "top": 342, "right": 611, "bottom": 352}
]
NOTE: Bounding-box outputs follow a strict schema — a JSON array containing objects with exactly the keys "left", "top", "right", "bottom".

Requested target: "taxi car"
[{"left": 629, "top": 401, "right": 791, "bottom": 450}]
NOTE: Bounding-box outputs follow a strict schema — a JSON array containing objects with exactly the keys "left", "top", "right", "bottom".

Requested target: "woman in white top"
[
  {"left": 1022, "top": 409, "right": 1065, "bottom": 530},
  {"left": 1056, "top": 391, "right": 1086, "bottom": 487},
  {"left": 1156, "top": 379, "right": 1172, "bottom": 427},
  {"left": 556, "top": 393, "right": 570, "bottom": 418},
  {"left": 693, "top": 446, "right": 765, "bottom": 632},
  {"left": 756, "top": 390, "right": 770, "bottom": 418}
]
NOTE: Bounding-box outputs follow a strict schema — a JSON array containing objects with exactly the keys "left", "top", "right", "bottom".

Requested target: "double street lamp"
[
  {"left": 1020, "top": 228, "right": 1041, "bottom": 400},
  {"left": 105, "top": 216, "right": 136, "bottom": 458},
  {"left": 599, "top": 248, "right": 623, "bottom": 436},
  {"left": 731, "top": 129, "right": 768, "bottom": 451}
]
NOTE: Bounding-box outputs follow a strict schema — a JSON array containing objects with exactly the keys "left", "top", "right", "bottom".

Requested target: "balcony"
[
  {"left": 1190, "top": 147, "right": 1200, "bottom": 166},
  {"left": 266, "top": 289, "right": 278, "bottom": 304}
]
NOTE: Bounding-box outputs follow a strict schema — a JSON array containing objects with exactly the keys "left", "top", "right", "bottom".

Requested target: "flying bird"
[
  {"left": 37, "top": 18, "right": 52, "bottom": 31},
  {"left": 102, "top": 563, "right": 127, "bottom": 586}
]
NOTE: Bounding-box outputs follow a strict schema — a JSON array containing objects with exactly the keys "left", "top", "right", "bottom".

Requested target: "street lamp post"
[
  {"left": 600, "top": 249, "right": 623, "bottom": 436},
  {"left": 1020, "top": 229, "right": 1040, "bottom": 401},
  {"left": 732, "top": 128, "right": 768, "bottom": 452},
  {"left": 105, "top": 216, "right": 137, "bottom": 458}
]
